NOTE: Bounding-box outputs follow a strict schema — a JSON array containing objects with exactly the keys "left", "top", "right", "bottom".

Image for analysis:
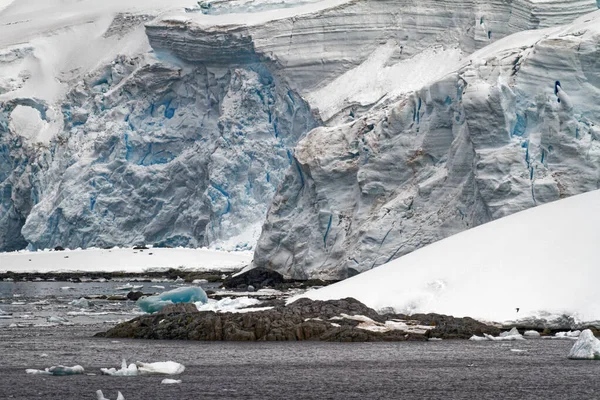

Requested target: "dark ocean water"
[{"left": 1, "top": 324, "right": 599, "bottom": 400}]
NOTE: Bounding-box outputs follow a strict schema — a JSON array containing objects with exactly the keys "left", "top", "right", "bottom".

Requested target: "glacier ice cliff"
[
  {"left": 0, "top": 0, "right": 598, "bottom": 273},
  {"left": 253, "top": 9, "right": 600, "bottom": 279}
]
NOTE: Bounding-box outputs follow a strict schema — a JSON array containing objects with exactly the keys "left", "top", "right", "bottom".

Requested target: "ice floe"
[
  {"left": 161, "top": 379, "right": 182, "bottom": 384},
  {"left": 195, "top": 297, "right": 261, "bottom": 313},
  {"left": 568, "top": 330, "right": 600, "bottom": 360},
  {"left": 96, "top": 390, "right": 125, "bottom": 400},
  {"left": 101, "top": 360, "right": 185, "bottom": 376},
  {"left": 26, "top": 365, "right": 84, "bottom": 376}
]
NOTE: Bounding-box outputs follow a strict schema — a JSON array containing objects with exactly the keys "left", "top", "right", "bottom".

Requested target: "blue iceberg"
[{"left": 137, "top": 287, "right": 208, "bottom": 313}]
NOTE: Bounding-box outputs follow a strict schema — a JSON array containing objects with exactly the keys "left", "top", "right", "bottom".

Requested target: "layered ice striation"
[
  {"left": 254, "top": 10, "right": 600, "bottom": 279},
  {"left": 568, "top": 329, "right": 600, "bottom": 359},
  {"left": 0, "top": 0, "right": 598, "bottom": 266}
]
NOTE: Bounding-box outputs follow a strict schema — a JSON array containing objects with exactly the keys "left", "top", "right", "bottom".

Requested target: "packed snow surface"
[
  {"left": 568, "top": 330, "right": 600, "bottom": 360},
  {"left": 0, "top": 248, "right": 252, "bottom": 273},
  {"left": 137, "top": 287, "right": 208, "bottom": 314},
  {"left": 296, "top": 190, "right": 600, "bottom": 322}
]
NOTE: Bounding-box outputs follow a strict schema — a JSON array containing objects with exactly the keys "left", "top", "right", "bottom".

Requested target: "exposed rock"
[
  {"left": 159, "top": 303, "right": 200, "bottom": 315},
  {"left": 126, "top": 291, "right": 145, "bottom": 301},
  {"left": 223, "top": 267, "right": 285, "bottom": 290},
  {"left": 98, "top": 298, "right": 499, "bottom": 341}
]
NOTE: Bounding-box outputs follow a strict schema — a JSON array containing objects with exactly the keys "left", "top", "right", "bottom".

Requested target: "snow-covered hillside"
[
  {"left": 0, "top": 0, "right": 599, "bottom": 283},
  {"left": 294, "top": 190, "right": 600, "bottom": 323},
  {"left": 254, "top": 9, "right": 600, "bottom": 279}
]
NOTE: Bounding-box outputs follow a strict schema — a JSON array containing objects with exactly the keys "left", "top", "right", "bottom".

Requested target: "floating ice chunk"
[
  {"left": 60, "top": 287, "right": 74, "bottom": 290},
  {"left": 428, "top": 338, "right": 443, "bottom": 341},
  {"left": 96, "top": 390, "right": 125, "bottom": 400},
  {"left": 70, "top": 298, "right": 90, "bottom": 308},
  {"left": 138, "top": 287, "right": 207, "bottom": 313},
  {"left": 47, "top": 316, "right": 69, "bottom": 324},
  {"left": 26, "top": 365, "right": 84, "bottom": 376},
  {"left": 510, "top": 349, "right": 527, "bottom": 353},
  {"left": 101, "top": 360, "right": 185, "bottom": 376},
  {"left": 174, "top": 276, "right": 185, "bottom": 283},
  {"left": 136, "top": 361, "right": 185, "bottom": 375},
  {"left": 499, "top": 327, "right": 521, "bottom": 337},
  {"left": 115, "top": 283, "right": 143, "bottom": 291},
  {"left": 483, "top": 333, "right": 525, "bottom": 341},
  {"left": 100, "top": 359, "right": 138, "bottom": 376},
  {"left": 524, "top": 330, "right": 541, "bottom": 338},
  {"left": 161, "top": 379, "right": 182, "bottom": 384},
  {"left": 556, "top": 330, "right": 581, "bottom": 339},
  {"left": 568, "top": 329, "right": 600, "bottom": 360},
  {"left": 192, "top": 279, "right": 208, "bottom": 285},
  {"left": 469, "top": 335, "right": 488, "bottom": 341},
  {"left": 151, "top": 285, "right": 165, "bottom": 290}
]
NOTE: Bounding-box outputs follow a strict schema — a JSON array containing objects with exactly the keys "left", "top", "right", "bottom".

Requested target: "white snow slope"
[
  {"left": 0, "top": 248, "right": 251, "bottom": 273},
  {"left": 295, "top": 190, "right": 600, "bottom": 323}
]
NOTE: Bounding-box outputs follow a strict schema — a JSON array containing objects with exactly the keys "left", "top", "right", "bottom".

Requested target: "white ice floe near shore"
[
  {"left": 195, "top": 297, "right": 261, "bottom": 313},
  {"left": 101, "top": 360, "right": 185, "bottom": 376},
  {"left": 26, "top": 365, "right": 84, "bottom": 376},
  {"left": 0, "top": 247, "right": 252, "bottom": 274},
  {"left": 568, "top": 330, "right": 600, "bottom": 360},
  {"left": 296, "top": 190, "right": 600, "bottom": 323}
]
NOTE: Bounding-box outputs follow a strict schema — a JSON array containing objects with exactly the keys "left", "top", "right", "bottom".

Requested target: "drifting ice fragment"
[
  {"left": 136, "top": 361, "right": 185, "bottom": 375},
  {"left": 524, "top": 330, "right": 541, "bottom": 337},
  {"left": 115, "top": 283, "right": 143, "bottom": 291},
  {"left": 161, "top": 379, "right": 182, "bottom": 384},
  {"left": 96, "top": 390, "right": 125, "bottom": 400},
  {"left": 469, "top": 335, "right": 488, "bottom": 341},
  {"left": 568, "top": 329, "right": 600, "bottom": 360},
  {"left": 47, "top": 316, "right": 69, "bottom": 324},
  {"left": 499, "top": 327, "right": 521, "bottom": 337},
  {"left": 26, "top": 365, "right": 84, "bottom": 375},
  {"left": 101, "top": 360, "right": 185, "bottom": 376},
  {"left": 470, "top": 328, "right": 525, "bottom": 341},
  {"left": 100, "top": 360, "right": 138, "bottom": 376},
  {"left": 70, "top": 298, "right": 90, "bottom": 308},
  {"left": 556, "top": 330, "right": 581, "bottom": 339},
  {"left": 138, "top": 287, "right": 207, "bottom": 313}
]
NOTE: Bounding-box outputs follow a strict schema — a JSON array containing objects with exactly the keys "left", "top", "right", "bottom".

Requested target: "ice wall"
[{"left": 253, "top": 10, "right": 600, "bottom": 279}]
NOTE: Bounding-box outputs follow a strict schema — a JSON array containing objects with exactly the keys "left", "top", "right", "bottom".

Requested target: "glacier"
[{"left": 0, "top": 0, "right": 599, "bottom": 286}]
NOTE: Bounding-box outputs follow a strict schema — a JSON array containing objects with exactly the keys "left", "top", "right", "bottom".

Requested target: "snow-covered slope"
[
  {"left": 0, "top": 247, "right": 251, "bottom": 274},
  {"left": 253, "top": 9, "right": 600, "bottom": 279},
  {"left": 293, "top": 190, "right": 600, "bottom": 323}
]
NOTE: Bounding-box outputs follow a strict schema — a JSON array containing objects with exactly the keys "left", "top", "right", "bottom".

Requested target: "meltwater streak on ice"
[{"left": 297, "top": 190, "right": 600, "bottom": 323}]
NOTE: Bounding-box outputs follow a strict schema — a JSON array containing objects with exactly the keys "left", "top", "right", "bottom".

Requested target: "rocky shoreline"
[{"left": 96, "top": 298, "right": 501, "bottom": 342}]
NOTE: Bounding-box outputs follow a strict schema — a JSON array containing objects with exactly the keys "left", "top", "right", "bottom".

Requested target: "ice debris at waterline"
[
  {"left": 161, "top": 379, "right": 182, "bottom": 385},
  {"left": 101, "top": 360, "right": 185, "bottom": 376},
  {"left": 137, "top": 287, "right": 207, "bottom": 313},
  {"left": 70, "top": 298, "right": 90, "bottom": 308},
  {"left": 26, "top": 365, "right": 84, "bottom": 376},
  {"left": 568, "top": 330, "right": 600, "bottom": 360},
  {"left": 97, "top": 390, "right": 125, "bottom": 400},
  {"left": 470, "top": 328, "right": 525, "bottom": 342}
]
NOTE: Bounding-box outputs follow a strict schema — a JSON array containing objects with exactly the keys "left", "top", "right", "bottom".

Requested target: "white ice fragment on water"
[
  {"left": 484, "top": 333, "right": 525, "bottom": 341},
  {"left": 26, "top": 365, "right": 84, "bottom": 375},
  {"left": 469, "top": 335, "right": 488, "bottom": 341},
  {"left": 174, "top": 276, "right": 185, "bottom": 283},
  {"left": 60, "top": 287, "right": 74, "bottom": 290},
  {"left": 568, "top": 329, "right": 600, "bottom": 360},
  {"left": 151, "top": 285, "right": 165, "bottom": 290},
  {"left": 524, "top": 330, "right": 541, "bottom": 337},
  {"left": 40, "top": 353, "right": 48, "bottom": 358},
  {"left": 499, "top": 327, "right": 521, "bottom": 337},
  {"left": 70, "top": 297, "right": 90, "bottom": 308},
  {"left": 100, "top": 359, "right": 138, "bottom": 376},
  {"left": 136, "top": 361, "right": 185, "bottom": 375},
  {"left": 96, "top": 390, "right": 125, "bottom": 400},
  {"left": 330, "top": 323, "right": 341, "bottom": 328},
  {"left": 138, "top": 286, "right": 207, "bottom": 313},
  {"left": 510, "top": 349, "right": 527, "bottom": 353},
  {"left": 101, "top": 360, "right": 185, "bottom": 376},
  {"left": 47, "top": 316, "right": 69, "bottom": 324},
  {"left": 556, "top": 330, "right": 581, "bottom": 339},
  {"left": 192, "top": 279, "right": 208, "bottom": 285},
  {"left": 428, "top": 338, "right": 443, "bottom": 341},
  {"left": 161, "top": 379, "right": 182, "bottom": 384},
  {"left": 115, "top": 283, "right": 143, "bottom": 291}
]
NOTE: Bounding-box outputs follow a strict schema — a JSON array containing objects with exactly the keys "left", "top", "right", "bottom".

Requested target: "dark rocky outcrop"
[
  {"left": 97, "top": 298, "right": 500, "bottom": 342},
  {"left": 222, "top": 267, "right": 285, "bottom": 290}
]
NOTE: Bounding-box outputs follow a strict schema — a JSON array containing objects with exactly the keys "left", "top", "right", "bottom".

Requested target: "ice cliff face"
[
  {"left": 253, "top": 10, "right": 600, "bottom": 279},
  {"left": 0, "top": 0, "right": 598, "bottom": 264}
]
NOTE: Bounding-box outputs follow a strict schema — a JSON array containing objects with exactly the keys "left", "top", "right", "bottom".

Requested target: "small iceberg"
[
  {"left": 470, "top": 328, "right": 525, "bottom": 341},
  {"left": 524, "top": 330, "right": 541, "bottom": 338},
  {"left": 555, "top": 330, "right": 581, "bottom": 339},
  {"left": 70, "top": 298, "right": 90, "bottom": 308},
  {"left": 96, "top": 390, "right": 125, "bottom": 400},
  {"left": 161, "top": 379, "right": 182, "bottom": 384},
  {"left": 115, "top": 283, "right": 143, "bottom": 291},
  {"left": 138, "top": 287, "right": 207, "bottom": 313},
  {"left": 26, "top": 365, "right": 84, "bottom": 376},
  {"left": 101, "top": 360, "right": 185, "bottom": 376},
  {"left": 568, "top": 329, "right": 600, "bottom": 360}
]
